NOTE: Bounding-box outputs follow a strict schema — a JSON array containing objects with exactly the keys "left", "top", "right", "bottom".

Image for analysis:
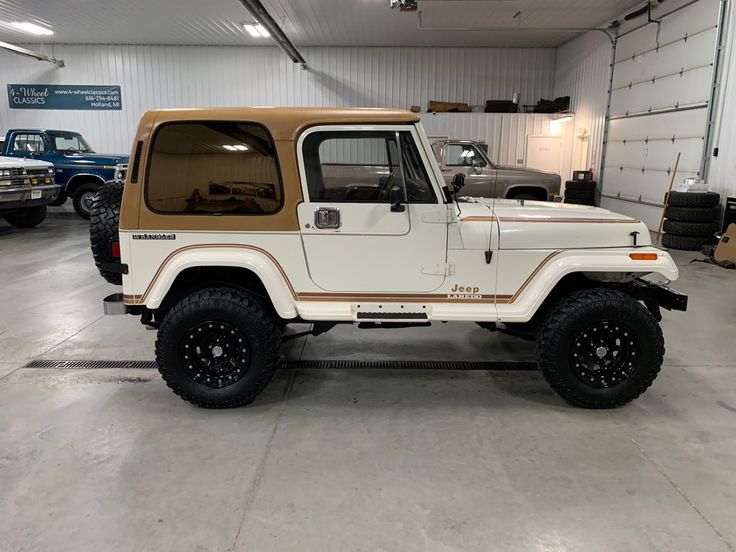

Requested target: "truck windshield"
[{"left": 47, "top": 132, "right": 94, "bottom": 153}]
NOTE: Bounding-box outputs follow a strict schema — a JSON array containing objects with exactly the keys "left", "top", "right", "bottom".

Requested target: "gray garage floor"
[{"left": 1, "top": 206, "right": 735, "bottom": 552}]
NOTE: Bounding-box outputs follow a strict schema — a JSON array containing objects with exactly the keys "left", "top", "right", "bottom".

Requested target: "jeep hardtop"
[{"left": 90, "top": 107, "right": 687, "bottom": 409}]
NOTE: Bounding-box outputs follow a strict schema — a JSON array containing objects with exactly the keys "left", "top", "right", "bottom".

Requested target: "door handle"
[{"left": 314, "top": 207, "right": 341, "bottom": 229}]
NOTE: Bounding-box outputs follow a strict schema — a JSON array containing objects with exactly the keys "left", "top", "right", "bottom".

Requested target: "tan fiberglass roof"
[{"left": 148, "top": 107, "right": 420, "bottom": 141}]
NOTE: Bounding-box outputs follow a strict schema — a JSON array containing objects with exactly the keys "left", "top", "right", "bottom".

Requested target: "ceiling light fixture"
[
  {"left": 222, "top": 145, "right": 237, "bottom": 151},
  {"left": 10, "top": 21, "right": 53, "bottom": 36},
  {"left": 243, "top": 23, "right": 269, "bottom": 38},
  {"left": 233, "top": 144, "right": 249, "bottom": 151}
]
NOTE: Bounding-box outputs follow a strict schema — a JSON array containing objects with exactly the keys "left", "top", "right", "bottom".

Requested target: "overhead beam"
[
  {"left": 0, "top": 41, "right": 65, "bottom": 67},
  {"left": 238, "top": 0, "right": 307, "bottom": 68}
]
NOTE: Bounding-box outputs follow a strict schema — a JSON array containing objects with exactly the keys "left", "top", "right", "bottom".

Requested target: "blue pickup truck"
[{"left": 2, "top": 129, "right": 128, "bottom": 219}]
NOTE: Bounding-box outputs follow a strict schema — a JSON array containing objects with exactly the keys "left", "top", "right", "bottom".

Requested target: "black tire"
[
  {"left": 72, "top": 182, "right": 101, "bottom": 219},
  {"left": 48, "top": 193, "right": 67, "bottom": 207},
  {"left": 565, "top": 197, "right": 596, "bottom": 206},
  {"left": 666, "top": 191, "right": 720, "bottom": 208},
  {"left": 537, "top": 288, "right": 663, "bottom": 408},
  {"left": 3, "top": 205, "right": 47, "bottom": 228},
  {"left": 90, "top": 181, "right": 124, "bottom": 285},
  {"left": 664, "top": 205, "right": 720, "bottom": 222},
  {"left": 565, "top": 180, "right": 597, "bottom": 192},
  {"left": 662, "top": 219, "right": 719, "bottom": 237},
  {"left": 155, "top": 288, "right": 281, "bottom": 408},
  {"left": 564, "top": 189, "right": 596, "bottom": 200},
  {"left": 662, "top": 233, "right": 717, "bottom": 251}
]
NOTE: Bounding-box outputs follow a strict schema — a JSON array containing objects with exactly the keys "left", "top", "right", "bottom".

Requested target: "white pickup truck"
[
  {"left": 0, "top": 156, "right": 58, "bottom": 228},
  {"left": 90, "top": 107, "right": 687, "bottom": 410}
]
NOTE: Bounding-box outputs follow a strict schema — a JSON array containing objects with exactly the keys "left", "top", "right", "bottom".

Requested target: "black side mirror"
[
  {"left": 389, "top": 186, "right": 406, "bottom": 212},
  {"left": 451, "top": 173, "right": 466, "bottom": 193}
]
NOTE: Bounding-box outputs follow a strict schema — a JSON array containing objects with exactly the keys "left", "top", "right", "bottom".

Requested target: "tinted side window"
[
  {"left": 302, "top": 131, "right": 436, "bottom": 203},
  {"left": 13, "top": 134, "right": 46, "bottom": 153},
  {"left": 146, "top": 122, "right": 282, "bottom": 215}
]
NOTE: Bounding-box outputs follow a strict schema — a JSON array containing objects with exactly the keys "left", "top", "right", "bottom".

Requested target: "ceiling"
[{"left": 0, "top": 0, "right": 642, "bottom": 48}]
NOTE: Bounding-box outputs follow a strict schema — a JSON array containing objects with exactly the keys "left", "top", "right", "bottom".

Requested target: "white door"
[
  {"left": 297, "top": 126, "right": 449, "bottom": 293},
  {"left": 527, "top": 135, "right": 563, "bottom": 175}
]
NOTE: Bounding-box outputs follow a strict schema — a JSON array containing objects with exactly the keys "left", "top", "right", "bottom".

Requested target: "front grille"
[{"left": 9, "top": 167, "right": 52, "bottom": 186}]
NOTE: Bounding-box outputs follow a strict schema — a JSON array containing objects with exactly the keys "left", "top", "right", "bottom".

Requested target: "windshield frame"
[{"left": 46, "top": 131, "right": 95, "bottom": 154}]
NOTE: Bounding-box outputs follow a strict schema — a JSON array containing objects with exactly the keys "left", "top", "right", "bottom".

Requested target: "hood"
[
  {"left": 459, "top": 198, "right": 650, "bottom": 250},
  {"left": 61, "top": 152, "right": 129, "bottom": 165},
  {"left": 0, "top": 155, "right": 53, "bottom": 169}
]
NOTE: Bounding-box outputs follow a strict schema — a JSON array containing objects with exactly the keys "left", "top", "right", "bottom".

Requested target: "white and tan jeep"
[{"left": 90, "top": 107, "right": 687, "bottom": 409}]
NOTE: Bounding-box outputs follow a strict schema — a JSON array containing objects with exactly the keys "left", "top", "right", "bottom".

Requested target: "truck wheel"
[
  {"left": 155, "top": 288, "right": 281, "bottom": 408},
  {"left": 72, "top": 183, "right": 101, "bottom": 219},
  {"left": 90, "top": 181, "right": 124, "bottom": 285},
  {"left": 537, "top": 288, "right": 663, "bottom": 408},
  {"left": 48, "top": 194, "right": 67, "bottom": 207},
  {"left": 3, "top": 206, "right": 47, "bottom": 228}
]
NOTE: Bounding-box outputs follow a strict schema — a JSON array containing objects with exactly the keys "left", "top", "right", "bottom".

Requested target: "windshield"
[{"left": 47, "top": 132, "right": 94, "bottom": 153}]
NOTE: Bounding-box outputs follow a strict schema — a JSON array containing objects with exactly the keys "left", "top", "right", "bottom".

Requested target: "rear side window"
[
  {"left": 146, "top": 122, "right": 282, "bottom": 215},
  {"left": 12, "top": 133, "right": 46, "bottom": 153}
]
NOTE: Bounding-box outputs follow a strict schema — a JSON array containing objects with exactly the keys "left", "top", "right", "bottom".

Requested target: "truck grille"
[{"left": 10, "top": 167, "right": 52, "bottom": 186}]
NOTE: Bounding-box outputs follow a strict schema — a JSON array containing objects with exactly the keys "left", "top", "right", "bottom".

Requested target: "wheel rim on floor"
[
  {"left": 569, "top": 321, "right": 639, "bottom": 388},
  {"left": 182, "top": 321, "right": 250, "bottom": 389}
]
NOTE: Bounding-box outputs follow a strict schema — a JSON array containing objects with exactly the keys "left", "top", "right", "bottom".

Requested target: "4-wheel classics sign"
[{"left": 7, "top": 84, "right": 122, "bottom": 110}]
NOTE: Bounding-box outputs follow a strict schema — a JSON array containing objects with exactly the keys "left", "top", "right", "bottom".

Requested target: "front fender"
[
  {"left": 135, "top": 245, "right": 298, "bottom": 318},
  {"left": 497, "top": 247, "right": 679, "bottom": 322}
]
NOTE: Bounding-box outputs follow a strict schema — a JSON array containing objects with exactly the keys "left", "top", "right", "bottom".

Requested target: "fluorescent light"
[
  {"left": 10, "top": 21, "right": 53, "bottom": 36},
  {"left": 243, "top": 22, "right": 269, "bottom": 38},
  {"left": 553, "top": 115, "right": 574, "bottom": 123},
  {"left": 222, "top": 145, "right": 237, "bottom": 151},
  {"left": 233, "top": 144, "right": 248, "bottom": 151}
]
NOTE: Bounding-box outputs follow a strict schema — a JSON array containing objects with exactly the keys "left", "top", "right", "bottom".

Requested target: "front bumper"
[
  {"left": 628, "top": 278, "right": 688, "bottom": 320},
  {"left": 0, "top": 184, "right": 61, "bottom": 212}
]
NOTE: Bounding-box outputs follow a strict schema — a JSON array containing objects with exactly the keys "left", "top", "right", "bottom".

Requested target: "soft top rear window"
[{"left": 145, "top": 121, "right": 283, "bottom": 216}]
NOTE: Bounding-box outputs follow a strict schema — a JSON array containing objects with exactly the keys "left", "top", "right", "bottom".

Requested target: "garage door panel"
[
  {"left": 603, "top": 167, "right": 699, "bottom": 203},
  {"left": 612, "top": 30, "right": 717, "bottom": 88},
  {"left": 615, "top": 25, "right": 657, "bottom": 62},
  {"left": 657, "top": 0, "right": 720, "bottom": 43},
  {"left": 610, "top": 65, "right": 712, "bottom": 116},
  {"left": 600, "top": 197, "right": 663, "bottom": 230},
  {"left": 607, "top": 109, "right": 708, "bottom": 141}
]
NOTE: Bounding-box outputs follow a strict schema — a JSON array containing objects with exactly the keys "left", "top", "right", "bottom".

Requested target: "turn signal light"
[{"left": 629, "top": 253, "right": 658, "bottom": 261}]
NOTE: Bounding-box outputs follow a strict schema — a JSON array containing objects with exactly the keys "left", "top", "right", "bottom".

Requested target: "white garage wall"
[
  {"left": 553, "top": 31, "right": 611, "bottom": 176},
  {"left": 0, "top": 45, "right": 555, "bottom": 154}
]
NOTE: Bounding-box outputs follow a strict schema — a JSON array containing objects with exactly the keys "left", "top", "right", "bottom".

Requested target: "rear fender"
[{"left": 136, "top": 246, "right": 298, "bottom": 318}]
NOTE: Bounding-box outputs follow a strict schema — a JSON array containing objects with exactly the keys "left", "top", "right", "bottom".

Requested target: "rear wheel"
[
  {"left": 155, "top": 288, "right": 281, "bottom": 408},
  {"left": 90, "top": 181, "right": 124, "bottom": 285},
  {"left": 72, "top": 182, "right": 101, "bottom": 219},
  {"left": 3, "top": 205, "right": 47, "bottom": 228},
  {"left": 537, "top": 288, "right": 663, "bottom": 408}
]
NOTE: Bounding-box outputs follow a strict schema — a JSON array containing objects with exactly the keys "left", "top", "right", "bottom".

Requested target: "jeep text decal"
[
  {"left": 132, "top": 233, "right": 176, "bottom": 240},
  {"left": 447, "top": 283, "right": 482, "bottom": 300}
]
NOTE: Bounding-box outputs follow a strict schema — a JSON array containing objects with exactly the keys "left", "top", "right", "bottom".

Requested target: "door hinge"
[{"left": 421, "top": 262, "right": 455, "bottom": 276}]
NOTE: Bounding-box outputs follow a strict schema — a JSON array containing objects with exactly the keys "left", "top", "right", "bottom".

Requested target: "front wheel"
[
  {"left": 72, "top": 183, "right": 101, "bottom": 219},
  {"left": 155, "top": 288, "right": 281, "bottom": 408},
  {"left": 3, "top": 205, "right": 47, "bottom": 228},
  {"left": 537, "top": 288, "right": 664, "bottom": 408}
]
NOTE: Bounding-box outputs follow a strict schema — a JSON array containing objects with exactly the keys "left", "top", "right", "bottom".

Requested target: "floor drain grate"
[
  {"left": 25, "top": 360, "right": 158, "bottom": 369},
  {"left": 281, "top": 360, "right": 538, "bottom": 371},
  {"left": 25, "top": 359, "right": 537, "bottom": 371}
]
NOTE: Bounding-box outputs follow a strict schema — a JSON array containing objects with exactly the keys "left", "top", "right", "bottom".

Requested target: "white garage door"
[{"left": 600, "top": 0, "right": 724, "bottom": 228}]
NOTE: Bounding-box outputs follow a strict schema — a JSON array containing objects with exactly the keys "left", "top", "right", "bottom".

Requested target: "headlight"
[{"left": 0, "top": 169, "right": 10, "bottom": 177}]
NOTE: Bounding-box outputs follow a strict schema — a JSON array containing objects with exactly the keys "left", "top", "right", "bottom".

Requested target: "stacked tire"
[
  {"left": 564, "top": 180, "right": 596, "bottom": 206},
  {"left": 662, "top": 191, "right": 721, "bottom": 251}
]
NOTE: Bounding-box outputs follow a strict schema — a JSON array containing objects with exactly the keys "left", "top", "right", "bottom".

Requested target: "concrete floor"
[{"left": 1, "top": 205, "right": 735, "bottom": 552}]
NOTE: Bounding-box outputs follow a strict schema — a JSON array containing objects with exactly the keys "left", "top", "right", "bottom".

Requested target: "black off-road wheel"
[
  {"left": 662, "top": 219, "right": 719, "bottom": 237},
  {"left": 564, "top": 189, "right": 596, "bottom": 200},
  {"left": 90, "top": 181, "right": 124, "bottom": 285},
  {"left": 3, "top": 205, "right": 47, "bottom": 228},
  {"left": 72, "top": 182, "right": 101, "bottom": 219},
  {"left": 537, "top": 288, "right": 664, "bottom": 408},
  {"left": 662, "top": 233, "right": 717, "bottom": 251},
  {"left": 155, "top": 288, "right": 281, "bottom": 408},
  {"left": 565, "top": 180, "right": 596, "bottom": 192},
  {"left": 665, "top": 191, "right": 720, "bottom": 208},
  {"left": 664, "top": 205, "right": 720, "bottom": 222}
]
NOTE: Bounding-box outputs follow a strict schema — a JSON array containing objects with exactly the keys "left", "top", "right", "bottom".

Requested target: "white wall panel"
[
  {"left": 552, "top": 31, "right": 611, "bottom": 176},
  {"left": 0, "top": 45, "right": 555, "bottom": 154}
]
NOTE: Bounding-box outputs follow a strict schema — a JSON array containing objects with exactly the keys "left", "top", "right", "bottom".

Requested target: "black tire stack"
[
  {"left": 564, "top": 180, "right": 597, "bottom": 206},
  {"left": 662, "top": 192, "right": 721, "bottom": 251}
]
